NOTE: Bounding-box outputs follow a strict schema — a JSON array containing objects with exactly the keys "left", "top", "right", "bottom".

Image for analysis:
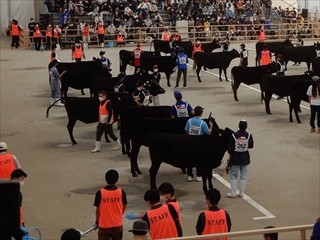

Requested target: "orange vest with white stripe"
[
  {"left": 202, "top": 209, "right": 228, "bottom": 240},
  {"left": 147, "top": 205, "right": 178, "bottom": 239},
  {"left": 46, "top": 27, "right": 53, "bottom": 37},
  {"left": 163, "top": 32, "right": 171, "bottom": 41},
  {"left": 98, "top": 188, "right": 123, "bottom": 228},
  {"left": 99, "top": 100, "right": 114, "bottom": 124},
  {"left": 0, "top": 153, "right": 17, "bottom": 179}
]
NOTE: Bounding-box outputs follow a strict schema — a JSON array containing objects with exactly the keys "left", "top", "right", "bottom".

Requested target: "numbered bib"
[
  {"left": 189, "top": 122, "right": 202, "bottom": 135},
  {"left": 175, "top": 103, "right": 189, "bottom": 117},
  {"left": 316, "top": 50, "right": 320, "bottom": 58},
  {"left": 242, "top": 50, "right": 248, "bottom": 58},
  {"left": 143, "top": 95, "right": 150, "bottom": 106},
  {"left": 233, "top": 133, "right": 250, "bottom": 152},
  {"left": 179, "top": 56, "right": 186, "bottom": 64},
  {"left": 134, "top": 50, "right": 141, "bottom": 58}
]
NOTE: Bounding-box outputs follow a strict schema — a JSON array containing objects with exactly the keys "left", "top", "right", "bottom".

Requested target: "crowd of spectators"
[{"left": 51, "top": 0, "right": 318, "bottom": 44}]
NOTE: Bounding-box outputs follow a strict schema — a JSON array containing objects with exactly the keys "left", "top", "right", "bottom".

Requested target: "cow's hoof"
[
  {"left": 105, "top": 139, "right": 111, "bottom": 143},
  {"left": 72, "top": 142, "right": 77, "bottom": 145},
  {"left": 219, "top": 79, "right": 223, "bottom": 81},
  {"left": 122, "top": 151, "right": 127, "bottom": 155},
  {"left": 137, "top": 170, "right": 142, "bottom": 175},
  {"left": 132, "top": 173, "right": 138, "bottom": 177}
]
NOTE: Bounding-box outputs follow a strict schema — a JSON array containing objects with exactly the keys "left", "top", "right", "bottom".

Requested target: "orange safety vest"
[
  {"left": 83, "top": 26, "right": 89, "bottom": 36},
  {"left": 258, "top": 30, "right": 265, "bottom": 41},
  {"left": 98, "top": 188, "right": 123, "bottom": 228},
  {"left": 0, "top": 153, "right": 17, "bottom": 179},
  {"left": 202, "top": 209, "right": 228, "bottom": 240},
  {"left": 168, "top": 201, "right": 182, "bottom": 225},
  {"left": 116, "top": 34, "right": 124, "bottom": 43},
  {"left": 193, "top": 44, "right": 203, "bottom": 58},
  {"left": 132, "top": 48, "right": 143, "bottom": 67},
  {"left": 163, "top": 32, "right": 171, "bottom": 41},
  {"left": 73, "top": 46, "right": 83, "bottom": 59},
  {"left": 54, "top": 28, "right": 61, "bottom": 38},
  {"left": 11, "top": 24, "right": 20, "bottom": 36},
  {"left": 97, "top": 25, "right": 105, "bottom": 34},
  {"left": 147, "top": 205, "right": 178, "bottom": 239},
  {"left": 34, "top": 27, "right": 41, "bottom": 38},
  {"left": 174, "top": 34, "right": 181, "bottom": 41},
  {"left": 260, "top": 50, "right": 271, "bottom": 66},
  {"left": 99, "top": 100, "right": 114, "bottom": 124},
  {"left": 46, "top": 27, "right": 53, "bottom": 37}
]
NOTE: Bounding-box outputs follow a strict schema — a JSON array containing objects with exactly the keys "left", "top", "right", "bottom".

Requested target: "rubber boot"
[
  {"left": 239, "top": 179, "right": 247, "bottom": 198},
  {"left": 112, "top": 139, "right": 121, "bottom": 151},
  {"left": 191, "top": 69, "right": 194, "bottom": 76},
  {"left": 91, "top": 141, "right": 101, "bottom": 153},
  {"left": 50, "top": 98, "right": 55, "bottom": 105},
  {"left": 227, "top": 179, "right": 237, "bottom": 198}
]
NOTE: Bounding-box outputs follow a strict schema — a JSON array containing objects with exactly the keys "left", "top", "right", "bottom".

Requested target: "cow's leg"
[
  {"left": 196, "top": 65, "right": 202, "bottom": 82},
  {"left": 219, "top": 68, "right": 223, "bottom": 81},
  {"left": 292, "top": 102, "right": 302, "bottom": 123},
  {"left": 232, "top": 80, "right": 241, "bottom": 101},
  {"left": 201, "top": 167, "right": 211, "bottom": 193},
  {"left": 130, "top": 142, "right": 142, "bottom": 177},
  {"left": 307, "top": 62, "right": 310, "bottom": 71},
  {"left": 223, "top": 68, "right": 228, "bottom": 81},
  {"left": 67, "top": 116, "right": 77, "bottom": 144},
  {"left": 81, "top": 89, "right": 85, "bottom": 95},
  {"left": 264, "top": 92, "right": 273, "bottom": 114},
  {"left": 149, "top": 159, "right": 161, "bottom": 189},
  {"left": 289, "top": 103, "right": 294, "bottom": 122},
  {"left": 165, "top": 72, "right": 171, "bottom": 87},
  {"left": 120, "top": 130, "right": 127, "bottom": 155}
]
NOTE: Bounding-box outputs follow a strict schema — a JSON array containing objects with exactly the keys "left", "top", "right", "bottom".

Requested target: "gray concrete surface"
[{"left": 0, "top": 36, "right": 319, "bottom": 240}]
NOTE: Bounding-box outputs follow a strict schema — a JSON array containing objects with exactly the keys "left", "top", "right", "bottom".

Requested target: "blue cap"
[
  {"left": 174, "top": 91, "right": 182, "bottom": 99},
  {"left": 179, "top": 47, "right": 184, "bottom": 52}
]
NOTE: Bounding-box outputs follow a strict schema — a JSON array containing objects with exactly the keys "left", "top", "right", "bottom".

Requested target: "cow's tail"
[
  {"left": 46, "top": 98, "right": 64, "bottom": 118},
  {"left": 119, "top": 52, "right": 123, "bottom": 73}
]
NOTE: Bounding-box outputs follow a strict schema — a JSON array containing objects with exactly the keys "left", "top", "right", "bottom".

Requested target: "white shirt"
[{"left": 307, "top": 85, "right": 320, "bottom": 106}]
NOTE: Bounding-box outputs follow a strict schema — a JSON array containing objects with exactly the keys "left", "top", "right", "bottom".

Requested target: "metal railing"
[
  {"left": 163, "top": 224, "right": 314, "bottom": 240},
  {"left": 19, "top": 21, "right": 320, "bottom": 49}
]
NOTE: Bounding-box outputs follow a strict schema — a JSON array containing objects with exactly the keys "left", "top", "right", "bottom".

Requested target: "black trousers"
[
  {"left": 98, "top": 34, "right": 104, "bottom": 44},
  {"left": 11, "top": 36, "right": 19, "bottom": 48},
  {"left": 75, "top": 58, "right": 81, "bottom": 62},
  {"left": 46, "top": 36, "right": 52, "bottom": 49},
  {"left": 175, "top": 69, "right": 187, "bottom": 87},
  {"left": 34, "top": 37, "right": 41, "bottom": 50},
  {"left": 187, "top": 167, "right": 201, "bottom": 177},
  {"left": 310, "top": 105, "right": 320, "bottom": 128},
  {"left": 54, "top": 37, "right": 61, "bottom": 46},
  {"left": 96, "top": 123, "right": 118, "bottom": 141}
]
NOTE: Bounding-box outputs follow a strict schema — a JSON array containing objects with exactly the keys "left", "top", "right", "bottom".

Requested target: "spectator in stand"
[
  {"left": 88, "top": 5, "right": 100, "bottom": 20},
  {"left": 263, "top": 226, "right": 278, "bottom": 240},
  {"left": 68, "top": 0, "right": 76, "bottom": 15},
  {"left": 106, "top": 10, "right": 114, "bottom": 25},
  {"left": 107, "top": 21, "right": 116, "bottom": 40},
  {"left": 144, "top": 15, "right": 153, "bottom": 28},
  {"left": 100, "top": 2, "right": 109, "bottom": 19},
  {"left": 124, "top": 5, "right": 133, "bottom": 20},
  {"left": 0, "top": 142, "right": 21, "bottom": 180},
  {"left": 149, "top": 2, "right": 158, "bottom": 18},
  {"left": 154, "top": 16, "right": 163, "bottom": 27},
  {"left": 114, "top": 12, "right": 121, "bottom": 27},
  {"left": 118, "top": 1, "right": 126, "bottom": 19},
  {"left": 137, "top": 1, "right": 148, "bottom": 16},
  {"left": 10, "top": 20, "right": 21, "bottom": 49},
  {"left": 237, "top": 0, "right": 244, "bottom": 15},
  {"left": 154, "top": 12, "right": 163, "bottom": 22},
  {"left": 27, "top": 18, "right": 36, "bottom": 43},
  {"left": 149, "top": 24, "right": 158, "bottom": 39},
  {"left": 264, "top": 0, "right": 272, "bottom": 19}
]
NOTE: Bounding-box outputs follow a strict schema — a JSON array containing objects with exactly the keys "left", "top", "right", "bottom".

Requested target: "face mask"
[
  {"left": 20, "top": 182, "right": 24, "bottom": 186},
  {"left": 154, "top": 69, "right": 158, "bottom": 72},
  {"left": 99, "top": 23, "right": 102, "bottom": 26},
  {"left": 137, "top": 87, "right": 142, "bottom": 91},
  {"left": 159, "top": 195, "right": 167, "bottom": 205},
  {"left": 196, "top": 41, "right": 200, "bottom": 44},
  {"left": 98, "top": 97, "right": 104, "bottom": 102}
]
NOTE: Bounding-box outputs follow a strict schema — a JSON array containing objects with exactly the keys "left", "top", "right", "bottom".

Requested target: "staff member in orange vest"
[
  {"left": 96, "top": 21, "right": 105, "bottom": 48},
  {"left": 191, "top": 38, "right": 204, "bottom": 76},
  {"left": 0, "top": 142, "right": 22, "bottom": 180},
  {"left": 46, "top": 24, "right": 53, "bottom": 50},
  {"left": 161, "top": 27, "right": 171, "bottom": 41},
  {"left": 33, "top": 23, "right": 42, "bottom": 51},
  {"left": 116, "top": 32, "right": 125, "bottom": 47},
  {"left": 91, "top": 91, "right": 121, "bottom": 152},
  {"left": 131, "top": 42, "right": 144, "bottom": 74},
  {"left": 93, "top": 169, "right": 127, "bottom": 240},
  {"left": 82, "top": 23, "right": 90, "bottom": 47},
  {"left": 196, "top": 188, "right": 231, "bottom": 239},
  {"left": 10, "top": 19, "right": 21, "bottom": 49},
  {"left": 71, "top": 40, "right": 86, "bottom": 62},
  {"left": 258, "top": 25, "right": 265, "bottom": 42},
  {"left": 259, "top": 44, "right": 272, "bottom": 66},
  {"left": 174, "top": 31, "right": 181, "bottom": 41},
  {"left": 54, "top": 25, "right": 62, "bottom": 46},
  {"left": 141, "top": 189, "right": 182, "bottom": 240}
]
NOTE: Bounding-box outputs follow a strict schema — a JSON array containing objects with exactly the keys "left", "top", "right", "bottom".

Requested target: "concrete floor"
[{"left": 0, "top": 36, "right": 319, "bottom": 240}]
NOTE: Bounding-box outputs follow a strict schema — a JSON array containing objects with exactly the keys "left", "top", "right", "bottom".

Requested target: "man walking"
[
  {"left": 175, "top": 47, "right": 189, "bottom": 88},
  {"left": 91, "top": 91, "right": 121, "bottom": 152},
  {"left": 227, "top": 120, "right": 254, "bottom": 198}
]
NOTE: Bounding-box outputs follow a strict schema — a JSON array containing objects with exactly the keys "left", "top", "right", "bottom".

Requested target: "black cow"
[
  {"left": 97, "top": 71, "right": 165, "bottom": 96},
  {"left": 119, "top": 50, "right": 156, "bottom": 74},
  {"left": 312, "top": 58, "right": 320, "bottom": 75},
  {"left": 46, "top": 93, "right": 136, "bottom": 144},
  {"left": 128, "top": 116, "right": 220, "bottom": 178},
  {"left": 261, "top": 72, "right": 314, "bottom": 115},
  {"left": 279, "top": 45, "right": 316, "bottom": 70},
  {"left": 231, "top": 63, "right": 277, "bottom": 101},
  {"left": 120, "top": 106, "right": 172, "bottom": 159},
  {"left": 140, "top": 54, "right": 177, "bottom": 87},
  {"left": 193, "top": 49, "right": 240, "bottom": 82},
  {"left": 147, "top": 128, "right": 233, "bottom": 192},
  {"left": 255, "top": 40, "right": 293, "bottom": 66}
]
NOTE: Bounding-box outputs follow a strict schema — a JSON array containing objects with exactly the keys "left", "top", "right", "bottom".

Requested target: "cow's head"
[
  {"left": 314, "top": 42, "right": 320, "bottom": 50},
  {"left": 230, "top": 49, "right": 240, "bottom": 58},
  {"left": 145, "top": 80, "right": 165, "bottom": 96}
]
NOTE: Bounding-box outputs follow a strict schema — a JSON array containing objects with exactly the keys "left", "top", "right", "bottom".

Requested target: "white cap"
[{"left": 0, "top": 142, "right": 8, "bottom": 151}]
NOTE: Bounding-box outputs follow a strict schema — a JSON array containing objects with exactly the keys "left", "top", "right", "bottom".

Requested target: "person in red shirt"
[
  {"left": 10, "top": 19, "right": 21, "bottom": 49},
  {"left": 196, "top": 188, "right": 231, "bottom": 239},
  {"left": 71, "top": 40, "right": 86, "bottom": 62},
  {"left": 93, "top": 169, "right": 127, "bottom": 240},
  {"left": 131, "top": 42, "right": 144, "bottom": 74}
]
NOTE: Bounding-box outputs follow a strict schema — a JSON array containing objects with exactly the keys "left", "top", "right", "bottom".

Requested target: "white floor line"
[
  {"left": 212, "top": 172, "right": 276, "bottom": 220},
  {"left": 187, "top": 63, "right": 310, "bottom": 110}
]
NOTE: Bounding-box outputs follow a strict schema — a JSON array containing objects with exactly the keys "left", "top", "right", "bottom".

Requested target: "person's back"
[
  {"left": 259, "top": 46, "right": 272, "bottom": 66},
  {"left": 0, "top": 142, "right": 21, "bottom": 179}
]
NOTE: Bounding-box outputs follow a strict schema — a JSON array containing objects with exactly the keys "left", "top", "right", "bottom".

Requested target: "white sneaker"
[
  {"left": 227, "top": 193, "right": 236, "bottom": 198},
  {"left": 191, "top": 72, "right": 194, "bottom": 76},
  {"left": 91, "top": 148, "right": 100, "bottom": 153},
  {"left": 196, "top": 176, "right": 202, "bottom": 182},
  {"left": 112, "top": 145, "right": 121, "bottom": 151},
  {"left": 187, "top": 176, "right": 193, "bottom": 182}
]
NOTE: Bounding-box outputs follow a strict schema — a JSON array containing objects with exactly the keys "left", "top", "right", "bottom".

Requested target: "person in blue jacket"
[{"left": 175, "top": 47, "right": 189, "bottom": 88}]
